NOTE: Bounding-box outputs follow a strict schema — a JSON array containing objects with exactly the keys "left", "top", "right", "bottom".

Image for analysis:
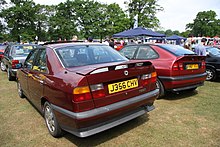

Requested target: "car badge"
[{"left": 124, "top": 70, "right": 129, "bottom": 76}]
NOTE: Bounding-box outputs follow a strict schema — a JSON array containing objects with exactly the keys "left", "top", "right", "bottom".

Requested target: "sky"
[{"left": 33, "top": 0, "right": 220, "bottom": 32}]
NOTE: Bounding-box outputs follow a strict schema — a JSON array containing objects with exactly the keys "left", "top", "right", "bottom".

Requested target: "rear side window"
[
  {"left": 158, "top": 44, "right": 195, "bottom": 56},
  {"left": 55, "top": 45, "right": 128, "bottom": 67},
  {"left": 136, "top": 46, "right": 159, "bottom": 59},
  {"left": 119, "top": 46, "right": 138, "bottom": 59}
]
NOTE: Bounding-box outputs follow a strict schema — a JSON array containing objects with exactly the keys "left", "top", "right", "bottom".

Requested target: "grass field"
[{"left": 0, "top": 70, "right": 220, "bottom": 147}]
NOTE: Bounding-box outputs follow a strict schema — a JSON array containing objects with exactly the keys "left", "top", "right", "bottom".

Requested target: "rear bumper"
[
  {"left": 159, "top": 72, "right": 207, "bottom": 91},
  {"left": 51, "top": 89, "right": 159, "bottom": 137},
  {"left": 10, "top": 68, "right": 17, "bottom": 77}
]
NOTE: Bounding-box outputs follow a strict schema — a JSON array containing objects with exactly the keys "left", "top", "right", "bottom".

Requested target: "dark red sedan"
[
  {"left": 16, "top": 42, "right": 159, "bottom": 137},
  {"left": 119, "top": 44, "right": 207, "bottom": 97}
]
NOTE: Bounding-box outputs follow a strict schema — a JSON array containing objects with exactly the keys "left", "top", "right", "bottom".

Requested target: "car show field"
[{"left": 0, "top": 71, "right": 219, "bottom": 146}]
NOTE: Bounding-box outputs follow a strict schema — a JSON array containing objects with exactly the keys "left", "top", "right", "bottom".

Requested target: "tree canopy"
[
  {"left": 0, "top": 0, "right": 162, "bottom": 42},
  {"left": 186, "top": 10, "right": 220, "bottom": 37}
]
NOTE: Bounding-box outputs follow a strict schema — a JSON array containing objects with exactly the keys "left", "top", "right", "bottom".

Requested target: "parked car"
[
  {"left": 1, "top": 44, "right": 39, "bottom": 80},
  {"left": 16, "top": 42, "right": 159, "bottom": 138},
  {"left": 0, "top": 45, "right": 7, "bottom": 61},
  {"left": 119, "top": 44, "right": 207, "bottom": 97},
  {"left": 205, "top": 46, "right": 220, "bottom": 81}
]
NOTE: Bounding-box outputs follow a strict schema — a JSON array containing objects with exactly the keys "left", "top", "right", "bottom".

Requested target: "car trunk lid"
[{"left": 68, "top": 60, "right": 156, "bottom": 109}]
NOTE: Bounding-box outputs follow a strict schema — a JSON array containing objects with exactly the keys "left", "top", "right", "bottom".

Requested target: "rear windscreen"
[
  {"left": 158, "top": 44, "right": 195, "bottom": 56},
  {"left": 55, "top": 45, "right": 128, "bottom": 67},
  {"left": 11, "top": 45, "right": 38, "bottom": 56}
]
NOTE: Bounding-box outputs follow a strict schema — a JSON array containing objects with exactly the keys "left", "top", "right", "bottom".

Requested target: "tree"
[
  {"left": 1, "top": 0, "right": 38, "bottom": 42},
  {"left": 125, "top": 0, "right": 163, "bottom": 29},
  {"left": 48, "top": 0, "right": 78, "bottom": 41},
  {"left": 186, "top": 10, "right": 220, "bottom": 37}
]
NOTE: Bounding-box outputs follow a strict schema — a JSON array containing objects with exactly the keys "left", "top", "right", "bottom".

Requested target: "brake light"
[
  {"left": 90, "top": 84, "right": 105, "bottom": 99},
  {"left": 172, "top": 62, "right": 184, "bottom": 71},
  {"left": 11, "top": 60, "right": 19, "bottom": 69},
  {"left": 73, "top": 86, "right": 92, "bottom": 102},
  {"left": 141, "top": 72, "right": 157, "bottom": 86},
  {"left": 201, "top": 60, "right": 206, "bottom": 69}
]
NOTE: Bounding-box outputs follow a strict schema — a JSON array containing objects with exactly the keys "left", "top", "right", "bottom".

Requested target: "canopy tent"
[
  {"left": 166, "top": 35, "right": 186, "bottom": 45},
  {"left": 112, "top": 27, "right": 166, "bottom": 38},
  {"left": 166, "top": 35, "right": 186, "bottom": 40}
]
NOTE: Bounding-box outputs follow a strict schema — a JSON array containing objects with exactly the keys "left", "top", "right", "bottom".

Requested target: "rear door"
[
  {"left": 18, "top": 49, "right": 39, "bottom": 98},
  {"left": 27, "top": 49, "right": 48, "bottom": 108}
]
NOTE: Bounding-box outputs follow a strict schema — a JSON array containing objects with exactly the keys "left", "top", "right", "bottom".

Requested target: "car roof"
[{"left": 44, "top": 41, "right": 108, "bottom": 49}]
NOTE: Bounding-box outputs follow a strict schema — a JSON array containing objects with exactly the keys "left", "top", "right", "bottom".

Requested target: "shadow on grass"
[
  {"left": 160, "top": 89, "right": 199, "bottom": 101},
  {"left": 64, "top": 114, "right": 149, "bottom": 146}
]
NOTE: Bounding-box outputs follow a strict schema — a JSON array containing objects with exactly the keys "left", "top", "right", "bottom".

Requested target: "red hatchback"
[
  {"left": 120, "top": 44, "right": 207, "bottom": 97},
  {"left": 16, "top": 42, "right": 159, "bottom": 137}
]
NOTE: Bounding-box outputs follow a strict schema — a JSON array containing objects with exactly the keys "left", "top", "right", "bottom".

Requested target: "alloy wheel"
[{"left": 45, "top": 105, "right": 56, "bottom": 133}]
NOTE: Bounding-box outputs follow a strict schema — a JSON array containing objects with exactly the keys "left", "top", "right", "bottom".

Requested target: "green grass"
[{"left": 0, "top": 71, "right": 220, "bottom": 147}]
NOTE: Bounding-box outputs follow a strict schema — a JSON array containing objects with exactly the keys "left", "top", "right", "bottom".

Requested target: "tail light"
[
  {"left": 141, "top": 72, "right": 157, "bottom": 86},
  {"left": 73, "top": 86, "right": 92, "bottom": 102},
  {"left": 172, "top": 62, "right": 184, "bottom": 71},
  {"left": 90, "top": 84, "right": 105, "bottom": 99},
  {"left": 73, "top": 83, "right": 106, "bottom": 102},
  {"left": 201, "top": 60, "right": 206, "bottom": 69},
  {"left": 11, "top": 60, "right": 19, "bottom": 69}
]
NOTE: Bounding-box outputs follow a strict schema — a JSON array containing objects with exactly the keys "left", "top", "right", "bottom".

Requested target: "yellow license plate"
[
  {"left": 108, "top": 78, "right": 138, "bottom": 94},
  {"left": 186, "top": 64, "right": 199, "bottom": 70}
]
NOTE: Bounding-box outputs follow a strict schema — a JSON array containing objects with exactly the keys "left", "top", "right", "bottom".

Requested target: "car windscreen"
[
  {"left": 11, "top": 45, "right": 38, "bottom": 57},
  {"left": 158, "top": 44, "right": 196, "bottom": 56},
  {"left": 55, "top": 45, "right": 128, "bottom": 67},
  {"left": 206, "top": 47, "right": 220, "bottom": 57},
  {"left": 0, "top": 45, "right": 7, "bottom": 51}
]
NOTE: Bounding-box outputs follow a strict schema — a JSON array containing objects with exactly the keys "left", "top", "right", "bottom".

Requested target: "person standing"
[
  {"left": 194, "top": 38, "right": 206, "bottom": 56},
  {"left": 109, "top": 38, "right": 114, "bottom": 48}
]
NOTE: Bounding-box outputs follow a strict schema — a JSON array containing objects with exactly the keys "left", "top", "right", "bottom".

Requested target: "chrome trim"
[
  {"left": 52, "top": 48, "right": 65, "bottom": 68},
  {"left": 51, "top": 89, "right": 159, "bottom": 120}
]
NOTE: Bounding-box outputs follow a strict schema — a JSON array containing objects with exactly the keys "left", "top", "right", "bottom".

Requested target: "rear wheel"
[
  {"left": 206, "top": 68, "right": 216, "bottom": 81},
  {"left": 0, "top": 62, "right": 6, "bottom": 71},
  {"left": 156, "top": 79, "right": 165, "bottom": 98},
  {"left": 44, "top": 102, "right": 63, "bottom": 138}
]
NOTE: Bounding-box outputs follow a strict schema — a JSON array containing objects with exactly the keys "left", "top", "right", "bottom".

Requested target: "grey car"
[{"left": 1, "top": 44, "right": 39, "bottom": 81}]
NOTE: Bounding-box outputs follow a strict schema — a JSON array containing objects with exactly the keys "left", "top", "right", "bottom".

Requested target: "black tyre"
[
  {"left": 156, "top": 79, "right": 165, "bottom": 98},
  {"left": 0, "top": 62, "right": 6, "bottom": 71},
  {"left": 7, "top": 68, "right": 15, "bottom": 81},
  {"left": 206, "top": 68, "right": 216, "bottom": 81},
  {"left": 17, "top": 80, "right": 26, "bottom": 98},
  {"left": 44, "top": 102, "right": 63, "bottom": 138}
]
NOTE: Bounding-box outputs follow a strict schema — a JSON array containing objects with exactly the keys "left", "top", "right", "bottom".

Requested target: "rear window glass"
[
  {"left": 55, "top": 45, "right": 128, "bottom": 67},
  {"left": 158, "top": 44, "right": 195, "bottom": 56},
  {"left": 11, "top": 45, "right": 38, "bottom": 56}
]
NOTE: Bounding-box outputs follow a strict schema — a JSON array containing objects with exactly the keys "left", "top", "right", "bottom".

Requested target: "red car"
[
  {"left": 114, "top": 42, "right": 124, "bottom": 51},
  {"left": 0, "top": 45, "right": 7, "bottom": 61},
  {"left": 119, "top": 44, "right": 207, "bottom": 97},
  {"left": 16, "top": 42, "right": 159, "bottom": 137}
]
